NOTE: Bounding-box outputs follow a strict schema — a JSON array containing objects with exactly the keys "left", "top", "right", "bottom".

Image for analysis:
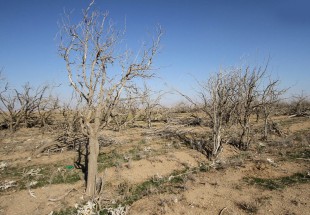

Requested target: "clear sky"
[{"left": 1, "top": 0, "right": 309, "bottom": 104}]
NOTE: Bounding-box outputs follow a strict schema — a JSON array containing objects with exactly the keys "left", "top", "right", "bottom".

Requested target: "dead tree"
[
  {"left": 37, "top": 94, "right": 59, "bottom": 128},
  {"left": 260, "top": 79, "right": 287, "bottom": 140},
  {"left": 140, "top": 83, "right": 164, "bottom": 128},
  {"left": 290, "top": 92, "right": 309, "bottom": 116},
  {"left": 58, "top": 92, "right": 82, "bottom": 132},
  {"left": 0, "top": 84, "right": 19, "bottom": 131},
  {"left": 110, "top": 88, "right": 141, "bottom": 131},
  {"left": 0, "top": 82, "right": 51, "bottom": 131},
  {"left": 235, "top": 65, "right": 267, "bottom": 149},
  {"left": 58, "top": 1, "right": 162, "bottom": 197},
  {"left": 178, "top": 70, "right": 239, "bottom": 156},
  {"left": 198, "top": 70, "right": 239, "bottom": 156},
  {"left": 16, "top": 83, "right": 51, "bottom": 128}
]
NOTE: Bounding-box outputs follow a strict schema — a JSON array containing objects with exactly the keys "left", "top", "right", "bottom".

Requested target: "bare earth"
[{"left": 0, "top": 116, "right": 309, "bottom": 215}]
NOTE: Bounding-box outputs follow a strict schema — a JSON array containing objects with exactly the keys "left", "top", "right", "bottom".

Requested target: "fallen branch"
[
  {"left": 219, "top": 207, "right": 227, "bottom": 215},
  {"left": 288, "top": 114, "right": 297, "bottom": 118},
  {"left": 296, "top": 158, "right": 310, "bottom": 161},
  {"left": 33, "top": 140, "right": 65, "bottom": 157},
  {"left": 28, "top": 188, "right": 36, "bottom": 198},
  {"left": 168, "top": 169, "right": 196, "bottom": 181},
  {"left": 48, "top": 188, "right": 76, "bottom": 202},
  {"left": 0, "top": 180, "right": 16, "bottom": 190}
]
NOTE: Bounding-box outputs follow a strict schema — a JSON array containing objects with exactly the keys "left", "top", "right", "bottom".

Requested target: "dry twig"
[{"left": 48, "top": 188, "right": 76, "bottom": 202}]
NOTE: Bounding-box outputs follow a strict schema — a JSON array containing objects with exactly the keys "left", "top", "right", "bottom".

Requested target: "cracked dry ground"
[{"left": 0, "top": 116, "right": 309, "bottom": 215}]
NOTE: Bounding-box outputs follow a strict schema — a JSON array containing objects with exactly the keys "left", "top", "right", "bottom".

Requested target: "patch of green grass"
[
  {"left": 199, "top": 162, "right": 209, "bottom": 172},
  {"left": 98, "top": 150, "right": 126, "bottom": 171},
  {"left": 98, "top": 146, "right": 166, "bottom": 172},
  {"left": 0, "top": 164, "right": 81, "bottom": 192},
  {"left": 50, "top": 170, "right": 81, "bottom": 184},
  {"left": 99, "top": 209, "right": 109, "bottom": 215},
  {"left": 123, "top": 176, "right": 166, "bottom": 205},
  {"left": 19, "top": 168, "right": 81, "bottom": 190},
  {"left": 286, "top": 149, "right": 310, "bottom": 160},
  {"left": 121, "top": 167, "right": 201, "bottom": 205},
  {"left": 169, "top": 175, "right": 185, "bottom": 184},
  {"left": 138, "top": 139, "right": 147, "bottom": 145},
  {"left": 53, "top": 207, "right": 77, "bottom": 215},
  {"left": 0, "top": 166, "right": 22, "bottom": 179},
  {"left": 244, "top": 172, "right": 310, "bottom": 190},
  {"left": 98, "top": 146, "right": 154, "bottom": 171},
  {"left": 128, "top": 146, "right": 144, "bottom": 160},
  {"left": 56, "top": 165, "right": 206, "bottom": 213}
]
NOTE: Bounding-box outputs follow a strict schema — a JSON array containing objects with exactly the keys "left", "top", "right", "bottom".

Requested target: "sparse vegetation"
[
  {"left": 53, "top": 207, "right": 78, "bottom": 215},
  {"left": 0, "top": 1, "right": 310, "bottom": 214},
  {"left": 287, "top": 149, "right": 310, "bottom": 160},
  {"left": 1, "top": 102, "right": 309, "bottom": 214},
  {"left": 114, "top": 167, "right": 199, "bottom": 206},
  {"left": 98, "top": 150, "right": 126, "bottom": 170},
  {"left": 0, "top": 163, "right": 81, "bottom": 192},
  {"left": 244, "top": 172, "right": 310, "bottom": 190}
]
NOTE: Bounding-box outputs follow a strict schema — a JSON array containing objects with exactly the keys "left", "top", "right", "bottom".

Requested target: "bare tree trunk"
[
  {"left": 262, "top": 109, "right": 269, "bottom": 141},
  {"left": 239, "top": 122, "right": 250, "bottom": 150},
  {"left": 213, "top": 123, "right": 221, "bottom": 156},
  {"left": 239, "top": 130, "right": 246, "bottom": 149},
  {"left": 86, "top": 134, "right": 99, "bottom": 197},
  {"left": 147, "top": 111, "right": 152, "bottom": 128},
  {"left": 212, "top": 95, "right": 221, "bottom": 156},
  {"left": 263, "top": 117, "right": 268, "bottom": 140},
  {"left": 255, "top": 107, "right": 260, "bottom": 122},
  {"left": 147, "top": 118, "right": 151, "bottom": 128},
  {"left": 9, "top": 121, "right": 13, "bottom": 132}
]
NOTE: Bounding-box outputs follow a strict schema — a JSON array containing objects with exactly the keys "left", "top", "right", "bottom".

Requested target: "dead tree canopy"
[
  {"left": 260, "top": 79, "right": 287, "bottom": 140},
  {"left": 140, "top": 83, "right": 165, "bottom": 128},
  {"left": 0, "top": 82, "right": 58, "bottom": 131},
  {"left": 58, "top": 0, "right": 163, "bottom": 197},
  {"left": 290, "top": 92, "right": 310, "bottom": 117},
  {"left": 178, "top": 69, "right": 240, "bottom": 157},
  {"left": 178, "top": 60, "right": 288, "bottom": 155},
  {"left": 202, "top": 71, "right": 240, "bottom": 156}
]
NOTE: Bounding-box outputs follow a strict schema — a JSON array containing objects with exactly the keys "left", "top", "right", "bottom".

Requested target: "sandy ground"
[{"left": 0, "top": 116, "right": 309, "bottom": 215}]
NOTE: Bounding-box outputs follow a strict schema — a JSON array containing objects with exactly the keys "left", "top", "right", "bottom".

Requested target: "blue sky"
[{"left": 1, "top": 0, "right": 309, "bottom": 104}]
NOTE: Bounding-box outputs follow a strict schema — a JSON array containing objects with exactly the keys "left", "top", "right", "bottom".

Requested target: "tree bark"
[
  {"left": 86, "top": 134, "right": 99, "bottom": 196},
  {"left": 213, "top": 124, "right": 221, "bottom": 156},
  {"left": 263, "top": 115, "right": 268, "bottom": 141},
  {"left": 147, "top": 112, "right": 152, "bottom": 128},
  {"left": 239, "top": 123, "right": 250, "bottom": 150}
]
